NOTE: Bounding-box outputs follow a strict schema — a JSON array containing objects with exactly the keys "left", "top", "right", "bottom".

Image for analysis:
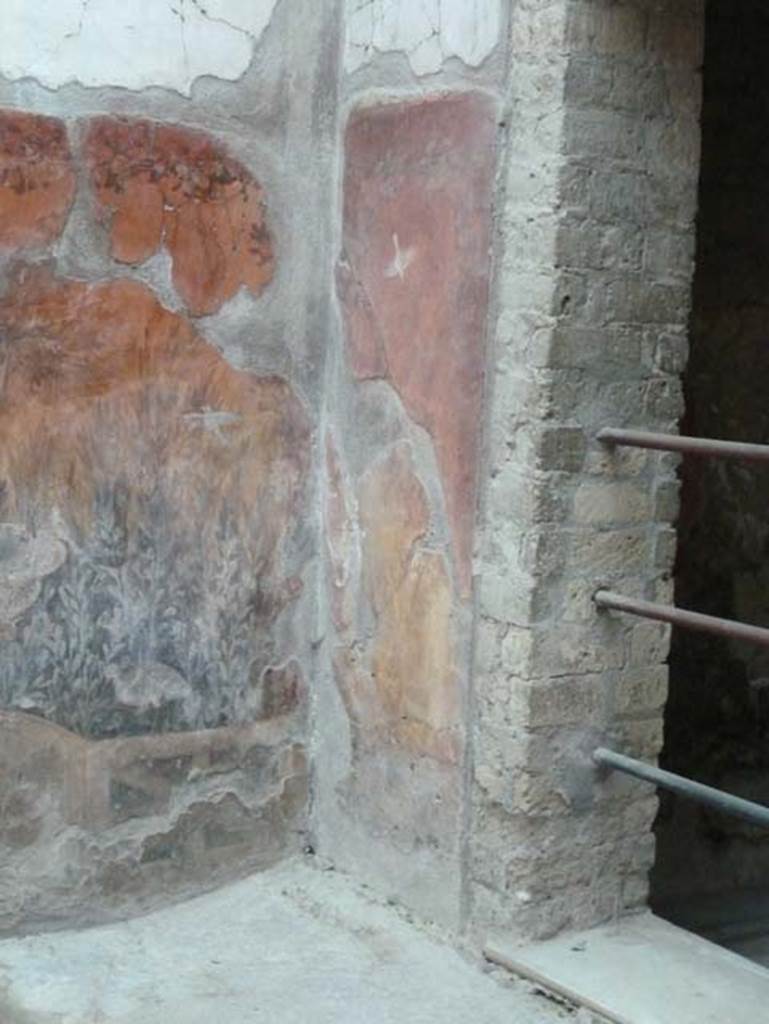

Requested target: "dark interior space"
[{"left": 651, "top": 0, "right": 769, "bottom": 960}]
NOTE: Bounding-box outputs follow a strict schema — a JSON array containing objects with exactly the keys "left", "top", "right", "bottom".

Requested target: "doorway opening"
[{"left": 650, "top": 0, "right": 769, "bottom": 966}]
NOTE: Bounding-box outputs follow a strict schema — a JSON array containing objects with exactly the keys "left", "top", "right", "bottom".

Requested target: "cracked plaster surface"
[
  {"left": 345, "top": 0, "right": 501, "bottom": 76},
  {"left": 0, "top": 0, "right": 278, "bottom": 95}
]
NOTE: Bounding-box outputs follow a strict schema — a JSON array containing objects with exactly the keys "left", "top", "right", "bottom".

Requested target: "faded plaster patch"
[
  {"left": 0, "top": 0, "right": 279, "bottom": 95},
  {"left": 345, "top": 0, "right": 501, "bottom": 76}
]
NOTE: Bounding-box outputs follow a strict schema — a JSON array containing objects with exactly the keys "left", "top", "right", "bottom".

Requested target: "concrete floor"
[{"left": 0, "top": 859, "right": 586, "bottom": 1024}]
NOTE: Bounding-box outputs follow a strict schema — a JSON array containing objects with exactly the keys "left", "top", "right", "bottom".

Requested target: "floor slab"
[
  {"left": 0, "top": 859, "right": 579, "bottom": 1024},
  {"left": 485, "top": 912, "right": 769, "bottom": 1024}
]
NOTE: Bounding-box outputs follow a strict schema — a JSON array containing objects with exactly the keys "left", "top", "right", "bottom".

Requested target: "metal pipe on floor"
[
  {"left": 597, "top": 427, "right": 769, "bottom": 463},
  {"left": 593, "top": 748, "right": 769, "bottom": 830},
  {"left": 593, "top": 590, "right": 769, "bottom": 649}
]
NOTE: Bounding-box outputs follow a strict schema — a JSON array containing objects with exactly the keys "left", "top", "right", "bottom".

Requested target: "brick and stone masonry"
[
  {"left": 0, "top": 0, "right": 705, "bottom": 944},
  {"left": 468, "top": 0, "right": 704, "bottom": 940}
]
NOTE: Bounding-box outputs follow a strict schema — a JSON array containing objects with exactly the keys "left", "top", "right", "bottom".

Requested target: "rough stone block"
[
  {"left": 567, "top": 4, "right": 646, "bottom": 57},
  {"left": 560, "top": 578, "right": 603, "bottom": 624},
  {"left": 487, "top": 463, "right": 572, "bottom": 528},
  {"left": 587, "top": 170, "right": 648, "bottom": 226},
  {"left": 644, "top": 229, "right": 696, "bottom": 284},
  {"left": 527, "top": 624, "right": 626, "bottom": 677},
  {"left": 612, "top": 665, "right": 669, "bottom": 716},
  {"left": 615, "top": 718, "right": 666, "bottom": 761},
  {"left": 654, "top": 525, "right": 678, "bottom": 570},
  {"left": 563, "top": 57, "right": 614, "bottom": 110},
  {"left": 609, "top": 65, "right": 669, "bottom": 118},
  {"left": 535, "top": 425, "right": 588, "bottom": 472},
  {"left": 573, "top": 481, "right": 653, "bottom": 526},
  {"left": 549, "top": 324, "right": 644, "bottom": 374},
  {"left": 517, "top": 527, "right": 569, "bottom": 577},
  {"left": 567, "top": 528, "right": 650, "bottom": 576},
  {"left": 653, "top": 331, "right": 690, "bottom": 375},
  {"left": 559, "top": 219, "right": 644, "bottom": 274},
  {"left": 515, "top": 675, "right": 606, "bottom": 729},
  {"left": 563, "top": 111, "right": 644, "bottom": 162},
  {"left": 586, "top": 442, "right": 651, "bottom": 479},
  {"left": 645, "top": 172, "right": 700, "bottom": 228},
  {"left": 628, "top": 622, "right": 671, "bottom": 668},
  {"left": 477, "top": 570, "right": 545, "bottom": 626},
  {"left": 647, "top": 10, "right": 705, "bottom": 67}
]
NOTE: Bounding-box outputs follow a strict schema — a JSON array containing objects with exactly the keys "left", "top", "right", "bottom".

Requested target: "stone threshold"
[{"left": 484, "top": 912, "right": 769, "bottom": 1024}]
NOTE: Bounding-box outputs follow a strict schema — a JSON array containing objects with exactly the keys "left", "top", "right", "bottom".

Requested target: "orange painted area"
[
  {"left": 336, "top": 446, "right": 460, "bottom": 765},
  {"left": 0, "top": 109, "right": 76, "bottom": 251},
  {"left": 0, "top": 265, "right": 306, "bottom": 550},
  {"left": 84, "top": 118, "right": 274, "bottom": 315}
]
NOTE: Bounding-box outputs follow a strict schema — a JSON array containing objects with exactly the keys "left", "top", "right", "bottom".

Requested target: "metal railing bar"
[
  {"left": 594, "top": 590, "right": 769, "bottom": 649},
  {"left": 594, "top": 747, "right": 769, "bottom": 829},
  {"left": 597, "top": 427, "right": 769, "bottom": 462}
]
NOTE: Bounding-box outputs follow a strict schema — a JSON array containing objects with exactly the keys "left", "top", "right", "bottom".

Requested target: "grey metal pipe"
[
  {"left": 597, "top": 427, "right": 769, "bottom": 463},
  {"left": 594, "top": 590, "right": 769, "bottom": 649},
  {"left": 593, "top": 748, "right": 769, "bottom": 830}
]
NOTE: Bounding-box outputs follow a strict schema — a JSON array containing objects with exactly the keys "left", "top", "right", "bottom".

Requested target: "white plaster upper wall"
[
  {"left": 0, "top": 0, "right": 278, "bottom": 95},
  {"left": 345, "top": 0, "right": 501, "bottom": 76}
]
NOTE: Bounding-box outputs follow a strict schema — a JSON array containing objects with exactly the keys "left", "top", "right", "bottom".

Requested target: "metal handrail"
[
  {"left": 598, "top": 427, "right": 769, "bottom": 462},
  {"left": 594, "top": 590, "right": 769, "bottom": 649},
  {"left": 594, "top": 748, "right": 769, "bottom": 830},
  {"left": 593, "top": 429, "right": 769, "bottom": 831}
]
